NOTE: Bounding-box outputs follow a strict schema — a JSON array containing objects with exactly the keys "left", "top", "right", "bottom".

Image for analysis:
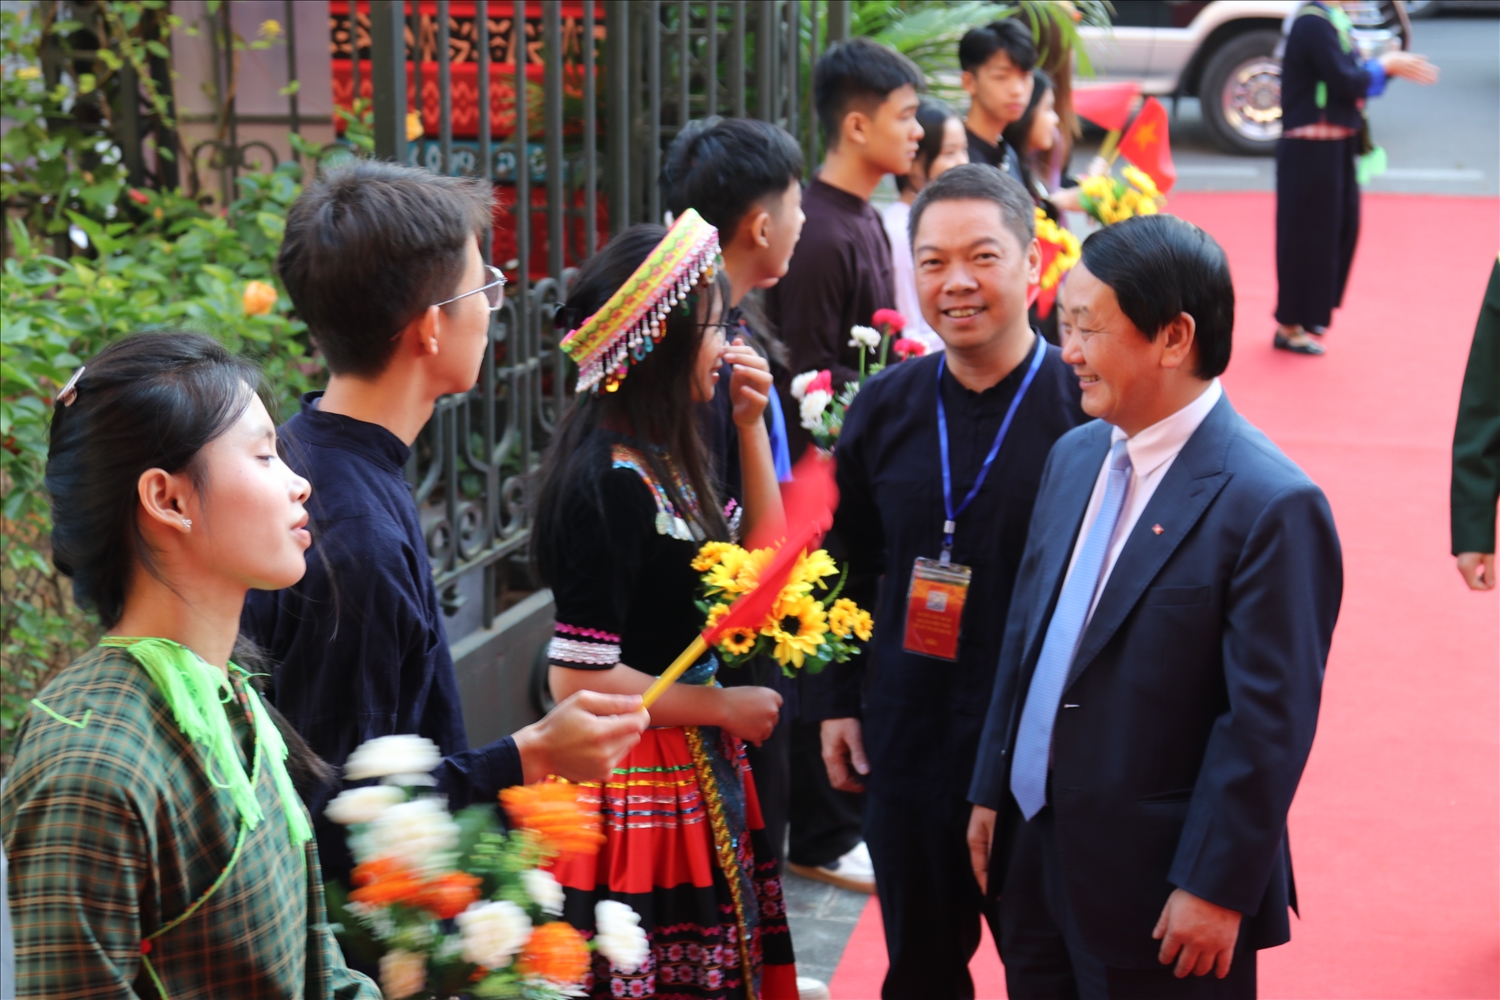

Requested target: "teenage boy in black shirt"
[
  {"left": 810, "top": 165, "right": 1088, "bottom": 998},
  {"left": 961, "top": 20, "right": 1038, "bottom": 181},
  {"left": 660, "top": 114, "right": 806, "bottom": 869},
  {"left": 768, "top": 36, "right": 924, "bottom": 461},
  {"left": 243, "top": 162, "right": 648, "bottom": 887},
  {"left": 761, "top": 37, "right": 923, "bottom": 894}
]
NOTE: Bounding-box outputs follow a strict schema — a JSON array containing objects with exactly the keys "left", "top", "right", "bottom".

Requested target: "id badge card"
[{"left": 903, "top": 557, "right": 972, "bottom": 661}]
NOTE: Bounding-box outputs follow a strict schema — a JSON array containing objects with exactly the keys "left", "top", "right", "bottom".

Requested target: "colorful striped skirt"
[{"left": 552, "top": 725, "right": 797, "bottom": 1000}]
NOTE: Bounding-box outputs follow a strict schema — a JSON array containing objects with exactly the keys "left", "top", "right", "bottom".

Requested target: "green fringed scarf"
[{"left": 99, "top": 636, "right": 311, "bottom": 847}]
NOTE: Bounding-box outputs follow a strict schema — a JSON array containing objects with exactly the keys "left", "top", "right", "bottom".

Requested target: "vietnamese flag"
[
  {"left": 1118, "top": 97, "right": 1177, "bottom": 194},
  {"left": 1070, "top": 82, "right": 1140, "bottom": 131}
]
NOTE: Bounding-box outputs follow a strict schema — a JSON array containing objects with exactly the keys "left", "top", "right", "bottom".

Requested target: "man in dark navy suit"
[{"left": 967, "top": 214, "right": 1343, "bottom": 999}]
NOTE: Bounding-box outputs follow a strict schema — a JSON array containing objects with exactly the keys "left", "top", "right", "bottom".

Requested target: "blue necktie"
[{"left": 1011, "top": 439, "right": 1133, "bottom": 820}]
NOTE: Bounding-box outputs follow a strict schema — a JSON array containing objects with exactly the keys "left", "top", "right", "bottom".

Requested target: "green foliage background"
[{"left": 1, "top": 2, "right": 322, "bottom": 763}]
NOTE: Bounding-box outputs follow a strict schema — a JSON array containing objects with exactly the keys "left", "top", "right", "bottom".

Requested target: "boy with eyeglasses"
[{"left": 242, "top": 161, "right": 648, "bottom": 895}]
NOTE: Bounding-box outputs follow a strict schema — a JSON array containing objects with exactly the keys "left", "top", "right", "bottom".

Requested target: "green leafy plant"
[{"left": 1, "top": 2, "right": 321, "bottom": 764}]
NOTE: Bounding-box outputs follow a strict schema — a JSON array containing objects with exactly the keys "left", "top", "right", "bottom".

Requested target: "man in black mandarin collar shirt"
[{"left": 805, "top": 165, "right": 1087, "bottom": 998}]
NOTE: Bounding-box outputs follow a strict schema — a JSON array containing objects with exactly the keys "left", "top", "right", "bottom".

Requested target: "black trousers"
[
  {"left": 998, "top": 808, "right": 1257, "bottom": 1000},
  {"left": 864, "top": 778, "right": 1000, "bottom": 999},
  {"left": 1275, "top": 136, "right": 1361, "bottom": 330},
  {"left": 787, "top": 718, "right": 864, "bottom": 867}
]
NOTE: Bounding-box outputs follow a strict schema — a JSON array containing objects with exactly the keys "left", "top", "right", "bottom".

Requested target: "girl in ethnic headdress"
[
  {"left": 535, "top": 211, "right": 798, "bottom": 999},
  {"left": 2, "top": 333, "right": 377, "bottom": 997}
]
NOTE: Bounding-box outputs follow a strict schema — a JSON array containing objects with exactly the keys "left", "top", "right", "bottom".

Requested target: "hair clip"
[{"left": 56, "top": 366, "right": 86, "bottom": 407}]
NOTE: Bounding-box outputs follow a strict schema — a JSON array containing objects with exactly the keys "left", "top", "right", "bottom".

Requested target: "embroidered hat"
[{"left": 560, "top": 208, "right": 721, "bottom": 393}]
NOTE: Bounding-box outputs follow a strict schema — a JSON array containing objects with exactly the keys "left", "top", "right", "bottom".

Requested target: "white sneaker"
[
  {"left": 786, "top": 841, "right": 876, "bottom": 894},
  {"left": 797, "top": 976, "right": 832, "bottom": 1000}
]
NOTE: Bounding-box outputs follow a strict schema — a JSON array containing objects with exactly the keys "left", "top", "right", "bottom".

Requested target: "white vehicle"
[{"left": 1078, "top": 1, "right": 1409, "bottom": 155}]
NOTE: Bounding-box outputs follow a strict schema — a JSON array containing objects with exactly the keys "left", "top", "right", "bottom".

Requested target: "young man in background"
[
  {"left": 766, "top": 36, "right": 925, "bottom": 897},
  {"left": 961, "top": 19, "right": 1038, "bottom": 180}
]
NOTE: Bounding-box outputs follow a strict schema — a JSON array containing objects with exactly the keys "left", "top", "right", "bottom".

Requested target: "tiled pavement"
[{"left": 782, "top": 870, "right": 870, "bottom": 986}]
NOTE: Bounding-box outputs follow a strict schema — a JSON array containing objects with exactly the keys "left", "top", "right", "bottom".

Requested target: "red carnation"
[
  {"left": 891, "top": 338, "right": 927, "bottom": 359},
  {"left": 807, "top": 370, "right": 833, "bottom": 396},
  {"left": 872, "top": 308, "right": 906, "bottom": 334}
]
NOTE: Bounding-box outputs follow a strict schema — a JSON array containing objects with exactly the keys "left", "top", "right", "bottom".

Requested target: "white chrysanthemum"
[
  {"left": 457, "top": 900, "right": 533, "bottom": 969},
  {"left": 324, "top": 784, "right": 405, "bottom": 826},
  {"left": 344, "top": 735, "right": 442, "bottom": 781},
  {"left": 594, "top": 900, "right": 649, "bottom": 973},
  {"left": 790, "top": 370, "right": 818, "bottom": 401},
  {"left": 379, "top": 948, "right": 427, "bottom": 999},
  {"left": 848, "top": 324, "right": 881, "bottom": 351},
  {"left": 363, "top": 797, "right": 460, "bottom": 875},
  {"left": 523, "top": 868, "right": 565, "bottom": 916},
  {"left": 799, "top": 390, "right": 832, "bottom": 432}
]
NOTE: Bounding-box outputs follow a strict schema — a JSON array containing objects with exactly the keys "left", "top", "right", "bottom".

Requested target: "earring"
[{"left": 181, "top": 518, "right": 192, "bottom": 528}]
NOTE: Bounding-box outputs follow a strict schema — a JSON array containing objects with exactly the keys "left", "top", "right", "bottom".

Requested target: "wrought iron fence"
[{"left": 351, "top": 0, "right": 847, "bottom": 670}]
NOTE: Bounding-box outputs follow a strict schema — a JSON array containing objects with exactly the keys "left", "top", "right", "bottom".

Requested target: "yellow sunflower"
[
  {"left": 704, "top": 546, "right": 761, "bottom": 594},
  {"left": 718, "top": 626, "right": 759, "bottom": 657},
  {"left": 764, "top": 594, "right": 829, "bottom": 668},
  {"left": 728, "top": 546, "right": 776, "bottom": 594},
  {"left": 693, "top": 541, "right": 742, "bottom": 573},
  {"left": 1122, "top": 164, "right": 1162, "bottom": 201},
  {"left": 827, "top": 598, "right": 873, "bottom": 641},
  {"left": 705, "top": 603, "right": 730, "bottom": 631},
  {"left": 787, "top": 548, "right": 839, "bottom": 594}
]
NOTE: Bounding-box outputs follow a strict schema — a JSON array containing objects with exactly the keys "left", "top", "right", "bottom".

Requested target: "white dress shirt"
[
  {"left": 1062, "top": 379, "right": 1224, "bottom": 625},
  {"left": 878, "top": 199, "right": 944, "bottom": 353}
]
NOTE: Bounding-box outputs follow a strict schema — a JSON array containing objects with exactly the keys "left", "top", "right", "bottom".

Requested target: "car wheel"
[
  {"left": 1404, "top": 0, "right": 1441, "bottom": 18},
  {"left": 1200, "top": 30, "right": 1285, "bottom": 156}
]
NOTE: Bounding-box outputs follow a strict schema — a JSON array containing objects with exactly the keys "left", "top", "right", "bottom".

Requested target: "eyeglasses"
[
  {"left": 433, "top": 264, "right": 507, "bottom": 311},
  {"left": 697, "top": 319, "right": 735, "bottom": 338}
]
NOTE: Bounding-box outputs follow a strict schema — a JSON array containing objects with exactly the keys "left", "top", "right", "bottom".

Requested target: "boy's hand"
[
  {"left": 515, "top": 690, "right": 648, "bottom": 783},
  {"left": 724, "top": 337, "right": 774, "bottom": 429}
]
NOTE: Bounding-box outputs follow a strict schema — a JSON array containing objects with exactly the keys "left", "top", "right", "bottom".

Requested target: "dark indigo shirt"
[
  {"left": 804, "top": 343, "right": 1087, "bottom": 794},
  {"left": 766, "top": 177, "right": 897, "bottom": 457},
  {"left": 1281, "top": 3, "right": 1381, "bottom": 131},
  {"left": 242, "top": 393, "right": 522, "bottom": 882}
]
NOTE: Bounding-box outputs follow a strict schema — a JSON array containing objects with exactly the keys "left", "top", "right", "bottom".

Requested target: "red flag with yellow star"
[{"left": 1118, "top": 97, "right": 1176, "bottom": 194}]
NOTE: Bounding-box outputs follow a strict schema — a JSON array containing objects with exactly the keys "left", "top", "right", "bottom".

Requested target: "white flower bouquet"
[
  {"left": 324, "top": 736, "right": 647, "bottom": 999},
  {"left": 792, "top": 310, "right": 925, "bottom": 451}
]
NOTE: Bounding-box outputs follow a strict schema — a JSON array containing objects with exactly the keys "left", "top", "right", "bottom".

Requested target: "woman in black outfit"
[{"left": 1274, "top": 1, "right": 1436, "bottom": 355}]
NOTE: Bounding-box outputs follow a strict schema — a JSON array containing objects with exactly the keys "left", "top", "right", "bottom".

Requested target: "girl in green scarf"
[{"left": 3, "top": 332, "right": 377, "bottom": 998}]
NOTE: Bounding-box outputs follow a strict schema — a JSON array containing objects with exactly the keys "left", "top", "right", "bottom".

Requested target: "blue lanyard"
[{"left": 936, "top": 335, "right": 1047, "bottom": 563}]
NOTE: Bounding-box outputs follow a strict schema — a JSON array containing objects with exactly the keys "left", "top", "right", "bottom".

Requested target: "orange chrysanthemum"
[
  {"left": 348, "top": 857, "right": 425, "bottom": 907},
  {"left": 517, "top": 921, "right": 592, "bottom": 984},
  {"left": 410, "top": 870, "right": 482, "bottom": 919},
  {"left": 500, "top": 782, "right": 606, "bottom": 855}
]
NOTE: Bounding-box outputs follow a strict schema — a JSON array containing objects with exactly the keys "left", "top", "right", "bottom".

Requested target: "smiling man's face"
[{"left": 913, "top": 197, "right": 1038, "bottom": 353}]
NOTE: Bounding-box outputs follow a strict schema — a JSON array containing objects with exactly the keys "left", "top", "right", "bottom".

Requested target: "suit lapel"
[{"left": 1063, "top": 396, "right": 1239, "bottom": 691}]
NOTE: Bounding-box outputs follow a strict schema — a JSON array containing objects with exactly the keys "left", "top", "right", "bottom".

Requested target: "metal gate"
[{"left": 351, "top": 0, "right": 848, "bottom": 740}]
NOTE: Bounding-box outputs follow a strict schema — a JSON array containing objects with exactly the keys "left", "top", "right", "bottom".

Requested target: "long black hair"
[
  {"left": 1002, "top": 68, "right": 1054, "bottom": 199},
  {"left": 46, "top": 331, "right": 333, "bottom": 793},
  {"left": 535, "top": 226, "right": 730, "bottom": 586},
  {"left": 897, "top": 97, "right": 962, "bottom": 194}
]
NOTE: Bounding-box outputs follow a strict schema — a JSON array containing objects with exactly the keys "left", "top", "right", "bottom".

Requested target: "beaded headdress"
[{"left": 560, "top": 208, "right": 721, "bottom": 393}]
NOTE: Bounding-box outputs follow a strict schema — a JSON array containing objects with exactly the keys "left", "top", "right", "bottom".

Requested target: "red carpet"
[{"left": 828, "top": 192, "right": 1500, "bottom": 1000}]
